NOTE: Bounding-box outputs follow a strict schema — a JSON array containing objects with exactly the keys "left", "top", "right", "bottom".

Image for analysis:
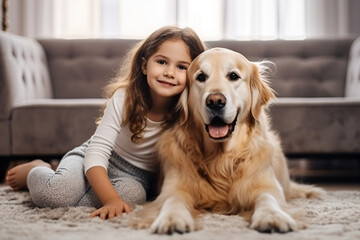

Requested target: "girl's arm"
[
  {"left": 86, "top": 166, "right": 131, "bottom": 219},
  {"left": 84, "top": 90, "right": 129, "bottom": 219}
]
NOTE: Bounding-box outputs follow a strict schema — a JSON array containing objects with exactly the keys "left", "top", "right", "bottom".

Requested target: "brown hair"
[{"left": 99, "top": 26, "right": 206, "bottom": 143}]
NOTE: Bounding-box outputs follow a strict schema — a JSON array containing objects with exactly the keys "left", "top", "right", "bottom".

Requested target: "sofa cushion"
[
  {"left": 11, "top": 99, "right": 104, "bottom": 155},
  {"left": 270, "top": 56, "right": 347, "bottom": 97},
  {"left": 207, "top": 39, "right": 353, "bottom": 98},
  {"left": 38, "top": 39, "right": 139, "bottom": 99}
]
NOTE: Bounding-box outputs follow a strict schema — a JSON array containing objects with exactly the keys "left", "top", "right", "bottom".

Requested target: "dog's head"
[{"left": 178, "top": 48, "right": 274, "bottom": 142}]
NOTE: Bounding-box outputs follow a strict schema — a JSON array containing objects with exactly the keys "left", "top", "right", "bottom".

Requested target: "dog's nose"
[{"left": 206, "top": 93, "right": 226, "bottom": 110}]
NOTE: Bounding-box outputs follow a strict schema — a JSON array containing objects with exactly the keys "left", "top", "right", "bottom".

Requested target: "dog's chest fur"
[
  {"left": 191, "top": 150, "right": 247, "bottom": 213},
  {"left": 161, "top": 118, "right": 258, "bottom": 214}
]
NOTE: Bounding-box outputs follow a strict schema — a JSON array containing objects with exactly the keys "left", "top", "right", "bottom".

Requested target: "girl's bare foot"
[{"left": 5, "top": 160, "right": 51, "bottom": 191}]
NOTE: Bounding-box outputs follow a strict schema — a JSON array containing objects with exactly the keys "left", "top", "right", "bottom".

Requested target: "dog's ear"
[
  {"left": 250, "top": 62, "right": 275, "bottom": 120},
  {"left": 176, "top": 85, "right": 189, "bottom": 125}
]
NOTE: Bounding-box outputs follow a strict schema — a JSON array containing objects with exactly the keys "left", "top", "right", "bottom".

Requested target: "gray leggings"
[{"left": 27, "top": 139, "right": 155, "bottom": 208}]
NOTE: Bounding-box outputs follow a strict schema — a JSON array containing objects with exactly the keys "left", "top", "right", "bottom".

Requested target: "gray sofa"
[{"left": 1, "top": 31, "right": 360, "bottom": 165}]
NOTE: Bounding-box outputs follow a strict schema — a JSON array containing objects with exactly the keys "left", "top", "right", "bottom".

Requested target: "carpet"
[{"left": 0, "top": 185, "right": 359, "bottom": 240}]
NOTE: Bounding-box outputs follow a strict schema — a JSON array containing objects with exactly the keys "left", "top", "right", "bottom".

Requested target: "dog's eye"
[
  {"left": 196, "top": 73, "right": 207, "bottom": 82},
  {"left": 228, "top": 72, "right": 240, "bottom": 81}
]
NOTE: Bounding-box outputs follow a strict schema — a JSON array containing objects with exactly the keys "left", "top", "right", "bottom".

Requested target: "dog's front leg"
[
  {"left": 150, "top": 195, "right": 195, "bottom": 234},
  {"left": 250, "top": 193, "right": 297, "bottom": 233}
]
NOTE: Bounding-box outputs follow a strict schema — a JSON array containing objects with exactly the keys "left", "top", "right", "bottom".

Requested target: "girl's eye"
[
  {"left": 178, "top": 65, "right": 188, "bottom": 70},
  {"left": 157, "top": 60, "right": 166, "bottom": 65}
]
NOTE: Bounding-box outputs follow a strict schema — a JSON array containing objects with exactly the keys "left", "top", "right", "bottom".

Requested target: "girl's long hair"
[{"left": 98, "top": 26, "right": 206, "bottom": 143}]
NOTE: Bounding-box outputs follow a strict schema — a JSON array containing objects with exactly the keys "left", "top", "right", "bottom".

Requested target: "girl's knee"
[
  {"left": 113, "top": 178, "right": 147, "bottom": 205},
  {"left": 28, "top": 168, "right": 84, "bottom": 208},
  {"left": 30, "top": 188, "right": 78, "bottom": 208}
]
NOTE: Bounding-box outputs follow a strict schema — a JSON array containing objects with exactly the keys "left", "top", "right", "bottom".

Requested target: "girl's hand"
[{"left": 90, "top": 197, "right": 132, "bottom": 220}]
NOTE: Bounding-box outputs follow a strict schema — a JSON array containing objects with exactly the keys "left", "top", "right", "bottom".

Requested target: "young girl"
[{"left": 5, "top": 26, "right": 206, "bottom": 220}]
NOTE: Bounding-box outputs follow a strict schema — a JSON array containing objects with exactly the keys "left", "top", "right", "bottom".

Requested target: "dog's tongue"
[{"left": 208, "top": 125, "right": 230, "bottom": 138}]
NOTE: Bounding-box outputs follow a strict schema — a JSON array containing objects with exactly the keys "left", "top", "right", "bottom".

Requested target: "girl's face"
[{"left": 142, "top": 39, "right": 191, "bottom": 103}]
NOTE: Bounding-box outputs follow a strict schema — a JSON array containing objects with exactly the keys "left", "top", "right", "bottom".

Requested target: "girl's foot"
[{"left": 5, "top": 160, "right": 51, "bottom": 191}]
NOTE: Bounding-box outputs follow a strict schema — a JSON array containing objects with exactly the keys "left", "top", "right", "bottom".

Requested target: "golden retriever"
[{"left": 134, "top": 48, "right": 325, "bottom": 234}]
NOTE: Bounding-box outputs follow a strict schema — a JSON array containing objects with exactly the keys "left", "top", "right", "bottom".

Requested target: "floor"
[{"left": 318, "top": 183, "right": 360, "bottom": 191}]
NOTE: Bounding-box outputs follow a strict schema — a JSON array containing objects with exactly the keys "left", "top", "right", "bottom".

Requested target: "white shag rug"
[{"left": 0, "top": 185, "right": 359, "bottom": 240}]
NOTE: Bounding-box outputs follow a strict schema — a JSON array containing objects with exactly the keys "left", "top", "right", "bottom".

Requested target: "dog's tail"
[{"left": 288, "top": 181, "right": 326, "bottom": 199}]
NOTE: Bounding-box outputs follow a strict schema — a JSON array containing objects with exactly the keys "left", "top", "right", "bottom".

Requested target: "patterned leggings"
[{"left": 27, "top": 139, "right": 155, "bottom": 208}]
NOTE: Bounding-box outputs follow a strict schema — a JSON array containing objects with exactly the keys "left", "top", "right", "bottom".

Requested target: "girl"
[{"left": 5, "top": 26, "right": 206, "bottom": 220}]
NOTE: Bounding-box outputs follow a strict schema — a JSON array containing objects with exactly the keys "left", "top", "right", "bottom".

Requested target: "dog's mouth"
[{"left": 205, "top": 115, "right": 238, "bottom": 140}]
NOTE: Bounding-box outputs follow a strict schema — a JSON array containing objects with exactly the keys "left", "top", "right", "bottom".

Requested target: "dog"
[{"left": 134, "top": 48, "right": 325, "bottom": 234}]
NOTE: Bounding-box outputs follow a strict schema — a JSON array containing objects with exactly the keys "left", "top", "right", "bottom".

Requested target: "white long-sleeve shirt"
[{"left": 84, "top": 89, "right": 164, "bottom": 173}]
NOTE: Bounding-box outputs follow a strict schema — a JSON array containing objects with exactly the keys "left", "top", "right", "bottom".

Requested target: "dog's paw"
[
  {"left": 150, "top": 208, "right": 195, "bottom": 234},
  {"left": 250, "top": 207, "right": 297, "bottom": 233},
  {"left": 131, "top": 218, "right": 152, "bottom": 230}
]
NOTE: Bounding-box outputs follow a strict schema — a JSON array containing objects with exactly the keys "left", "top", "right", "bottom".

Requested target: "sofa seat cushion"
[
  {"left": 11, "top": 99, "right": 105, "bottom": 155},
  {"left": 270, "top": 98, "right": 360, "bottom": 154}
]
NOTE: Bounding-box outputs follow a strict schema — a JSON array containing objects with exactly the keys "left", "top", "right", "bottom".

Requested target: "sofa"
[{"left": 1, "top": 31, "right": 360, "bottom": 170}]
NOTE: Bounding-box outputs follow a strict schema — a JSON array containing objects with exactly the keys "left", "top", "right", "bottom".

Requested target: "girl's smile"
[{"left": 157, "top": 79, "right": 177, "bottom": 87}]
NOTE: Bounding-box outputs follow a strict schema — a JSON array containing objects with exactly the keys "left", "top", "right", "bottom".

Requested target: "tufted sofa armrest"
[
  {"left": 0, "top": 31, "right": 53, "bottom": 120},
  {"left": 346, "top": 37, "right": 360, "bottom": 97},
  {"left": 0, "top": 31, "right": 52, "bottom": 155}
]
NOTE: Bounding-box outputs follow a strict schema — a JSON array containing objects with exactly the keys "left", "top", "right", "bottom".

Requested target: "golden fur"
[{"left": 133, "top": 48, "right": 325, "bottom": 234}]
